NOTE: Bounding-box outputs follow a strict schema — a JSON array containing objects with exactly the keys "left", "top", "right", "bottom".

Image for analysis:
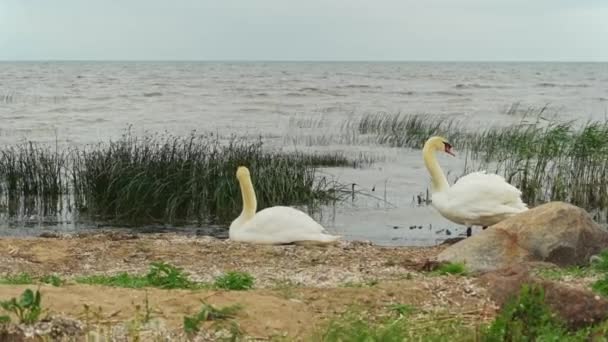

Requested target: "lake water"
[{"left": 1, "top": 61, "right": 608, "bottom": 245}]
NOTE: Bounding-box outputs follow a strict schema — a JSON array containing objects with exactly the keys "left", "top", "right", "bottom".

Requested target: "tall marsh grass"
[
  {"left": 0, "top": 142, "right": 68, "bottom": 217},
  {"left": 0, "top": 132, "right": 355, "bottom": 226}
]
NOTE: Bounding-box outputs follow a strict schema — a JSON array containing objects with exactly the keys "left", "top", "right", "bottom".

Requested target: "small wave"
[
  {"left": 430, "top": 91, "right": 468, "bottom": 97},
  {"left": 339, "top": 84, "right": 380, "bottom": 89},
  {"left": 598, "top": 97, "right": 608, "bottom": 102},
  {"left": 391, "top": 91, "right": 415, "bottom": 96},
  {"left": 48, "top": 107, "right": 69, "bottom": 113},
  {"left": 243, "top": 92, "right": 269, "bottom": 98},
  {"left": 454, "top": 83, "right": 493, "bottom": 89},
  {"left": 143, "top": 92, "right": 163, "bottom": 97},
  {"left": 296, "top": 87, "right": 345, "bottom": 97},
  {"left": 286, "top": 92, "right": 306, "bottom": 97},
  {"left": 536, "top": 82, "right": 590, "bottom": 88}
]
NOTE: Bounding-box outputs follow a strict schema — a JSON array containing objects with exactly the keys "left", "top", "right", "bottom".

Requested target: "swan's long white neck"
[
  {"left": 423, "top": 144, "right": 449, "bottom": 193},
  {"left": 238, "top": 175, "right": 257, "bottom": 220}
]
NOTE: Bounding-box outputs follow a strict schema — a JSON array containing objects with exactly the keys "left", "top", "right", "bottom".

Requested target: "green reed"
[
  {"left": 0, "top": 132, "right": 356, "bottom": 226},
  {"left": 70, "top": 133, "right": 353, "bottom": 225},
  {"left": 0, "top": 142, "right": 67, "bottom": 217}
]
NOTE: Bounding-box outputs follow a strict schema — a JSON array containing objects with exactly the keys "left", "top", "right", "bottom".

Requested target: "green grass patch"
[
  {"left": 0, "top": 273, "right": 34, "bottom": 285},
  {"left": 145, "top": 262, "right": 196, "bottom": 289},
  {"left": 431, "top": 262, "right": 468, "bottom": 276},
  {"left": 214, "top": 271, "right": 255, "bottom": 291},
  {"left": 75, "top": 262, "right": 209, "bottom": 289},
  {"left": 0, "top": 273, "right": 65, "bottom": 286},
  {"left": 75, "top": 273, "right": 150, "bottom": 289},
  {"left": 483, "top": 283, "right": 591, "bottom": 341},
  {"left": 313, "top": 309, "right": 474, "bottom": 342},
  {"left": 535, "top": 266, "right": 592, "bottom": 281},
  {"left": 592, "top": 249, "right": 608, "bottom": 272},
  {"left": 592, "top": 277, "right": 608, "bottom": 297}
]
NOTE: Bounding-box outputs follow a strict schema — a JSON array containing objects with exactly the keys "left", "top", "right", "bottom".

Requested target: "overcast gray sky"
[{"left": 1, "top": 0, "right": 607, "bottom": 61}]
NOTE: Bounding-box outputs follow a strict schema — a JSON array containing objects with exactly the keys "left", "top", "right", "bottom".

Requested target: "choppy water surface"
[{"left": 1, "top": 61, "right": 607, "bottom": 245}]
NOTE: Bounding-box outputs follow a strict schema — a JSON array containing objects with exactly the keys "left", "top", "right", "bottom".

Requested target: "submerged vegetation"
[{"left": 0, "top": 132, "right": 359, "bottom": 226}]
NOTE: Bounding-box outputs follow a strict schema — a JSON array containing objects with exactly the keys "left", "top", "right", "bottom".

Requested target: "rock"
[
  {"left": 437, "top": 228, "right": 536, "bottom": 272},
  {"left": 437, "top": 202, "right": 608, "bottom": 272},
  {"left": 477, "top": 264, "right": 608, "bottom": 329}
]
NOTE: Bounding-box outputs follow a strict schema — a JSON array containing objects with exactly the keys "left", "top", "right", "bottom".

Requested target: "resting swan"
[
  {"left": 229, "top": 166, "right": 341, "bottom": 244},
  {"left": 423, "top": 136, "right": 528, "bottom": 237}
]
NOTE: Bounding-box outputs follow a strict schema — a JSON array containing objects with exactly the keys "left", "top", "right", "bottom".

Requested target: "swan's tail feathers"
[
  {"left": 319, "top": 233, "right": 342, "bottom": 243},
  {"left": 294, "top": 234, "right": 342, "bottom": 246}
]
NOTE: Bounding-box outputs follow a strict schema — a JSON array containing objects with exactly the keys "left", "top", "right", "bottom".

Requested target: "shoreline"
[{"left": 0, "top": 232, "right": 600, "bottom": 340}]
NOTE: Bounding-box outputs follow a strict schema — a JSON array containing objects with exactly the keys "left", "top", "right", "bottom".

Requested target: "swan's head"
[
  {"left": 425, "top": 136, "right": 455, "bottom": 156},
  {"left": 236, "top": 166, "right": 251, "bottom": 181}
]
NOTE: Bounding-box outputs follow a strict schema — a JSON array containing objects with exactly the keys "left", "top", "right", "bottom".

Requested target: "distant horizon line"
[{"left": 1, "top": 59, "right": 607, "bottom": 63}]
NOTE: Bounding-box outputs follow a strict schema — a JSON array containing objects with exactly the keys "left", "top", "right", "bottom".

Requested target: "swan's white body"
[
  {"left": 229, "top": 167, "right": 341, "bottom": 245},
  {"left": 423, "top": 136, "right": 528, "bottom": 228}
]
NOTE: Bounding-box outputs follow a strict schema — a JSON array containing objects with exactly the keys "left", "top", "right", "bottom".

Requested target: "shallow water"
[{"left": 1, "top": 61, "right": 607, "bottom": 245}]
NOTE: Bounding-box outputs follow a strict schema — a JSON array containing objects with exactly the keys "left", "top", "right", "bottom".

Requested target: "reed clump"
[
  {"left": 0, "top": 132, "right": 355, "bottom": 226},
  {"left": 71, "top": 133, "right": 349, "bottom": 225},
  {"left": 0, "top": 142, "right": 67, "bottom": 217}
]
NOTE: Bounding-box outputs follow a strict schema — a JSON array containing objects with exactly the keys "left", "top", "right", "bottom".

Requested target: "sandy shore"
[{"left": 0, "top": 232, "right": 590, "bottom": 340}]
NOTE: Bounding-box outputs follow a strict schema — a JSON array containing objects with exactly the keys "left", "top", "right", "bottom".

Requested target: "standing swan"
[
  {"left": 229, "top": 166, "right": 341, "bottom": 244},
  {"left": 423, "top": 136, "right": 528, "bottom": 237}
]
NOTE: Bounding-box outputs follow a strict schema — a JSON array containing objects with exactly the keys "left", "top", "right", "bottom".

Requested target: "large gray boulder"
[{"left": 437, "top": 202, "right": 608, "bottom": 272}]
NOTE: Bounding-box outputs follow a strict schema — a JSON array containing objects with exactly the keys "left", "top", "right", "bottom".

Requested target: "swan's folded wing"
[{"left": 445, "top": 171, "right": 527, "bottom": 218}]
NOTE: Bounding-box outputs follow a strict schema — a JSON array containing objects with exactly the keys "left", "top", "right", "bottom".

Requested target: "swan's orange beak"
[{"left": 445, "top": 144, "right": 455, "bottom": 157}]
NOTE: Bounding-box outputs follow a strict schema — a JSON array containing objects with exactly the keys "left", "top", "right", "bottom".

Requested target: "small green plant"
[
  {"left": 145, "top": 262, "right": 194, "bottom": 289},
  {"left": 214, "top": 271, "right": 255, "bottom": 291},
  {"left": 183, "top": 302, "right": 242, "bottom": 334},
  {"left": 0, "top": 272, "right": 34, "bottom": 285},
  {"left": 0, "top": 288, "right": 43, "bottom": 324},
  {"left": 40, "top": 274, "right": 63, "bottom": 287},
  {"left": 0, "top": 315, "right": 10, "bottom": 323},
  {"left": 431, "top": 262, "right": 468, "bottom": 276}
]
